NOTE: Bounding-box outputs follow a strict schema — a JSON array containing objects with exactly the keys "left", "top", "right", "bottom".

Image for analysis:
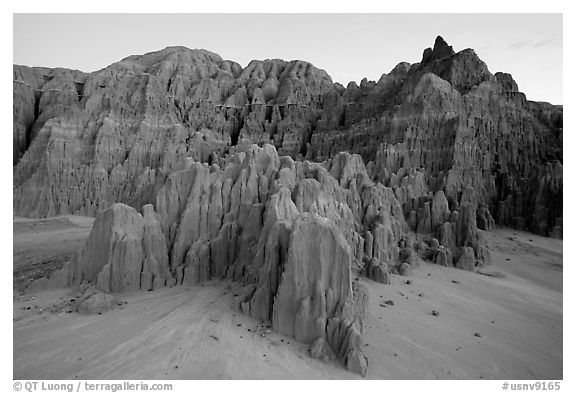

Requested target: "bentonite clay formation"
[
  {"left": 44, "top": 144, "right": 408, "bottom": 375},
  {"left": 14, "top": 36, "right": 562, "bottom": 236},
  {"left": 15, "top": 36, "right": 563, "bottom": 375},
  {"left": 36, "top": 142, "right": 492, "bottom": 375}
]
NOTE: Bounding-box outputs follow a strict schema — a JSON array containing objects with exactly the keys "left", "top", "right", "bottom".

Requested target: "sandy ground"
[
  {"left": 362, "top": 229, "right": 562, "bottom": 379},
  {"left": 13, "top": 218, "right": 562, "bottom": 379},
  {"left": 13, "top": 216, "right": 94, "bottom": 292}
]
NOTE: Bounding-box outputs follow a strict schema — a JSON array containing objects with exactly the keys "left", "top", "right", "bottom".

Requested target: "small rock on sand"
[{"left": 76, "top": 292, "right": 117, "bottom": 315}]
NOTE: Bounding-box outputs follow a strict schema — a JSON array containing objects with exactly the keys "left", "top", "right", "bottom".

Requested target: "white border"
[{"left": 3, "top": 2, "right": 572, "bottom": 391}]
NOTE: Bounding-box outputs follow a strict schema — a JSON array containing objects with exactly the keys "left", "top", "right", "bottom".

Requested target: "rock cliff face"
[
  {"left": 41, "top": 142, "right": 505, "bottom": 374},
  {"left": 52, "top": 143, "right": 409, "bottom": 375},
  {"left": 13, "top": 37, "right": 562, "bottom": 237},
  {"left": 14, "top": 36, "right": 562, "bottom": 374},
  {"left": 309, "top": 37, "right": 562, "bottom": 237}
]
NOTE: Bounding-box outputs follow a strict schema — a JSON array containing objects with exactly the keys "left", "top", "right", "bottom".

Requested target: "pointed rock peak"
[
  {"left": 421, "top": 35, "right": 456, "bottom": 63},
  {"left": 433, "top": 36, "right": 454, "bottom": 57}
]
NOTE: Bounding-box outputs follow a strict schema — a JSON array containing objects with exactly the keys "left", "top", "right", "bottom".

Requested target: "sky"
[{"left": 13, "top": 13, "right": 563, "bottom": 104}]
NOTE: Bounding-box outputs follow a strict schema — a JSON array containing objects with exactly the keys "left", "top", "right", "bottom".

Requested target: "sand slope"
[
  {"left": 13, "top": 219, "right": 562, "bottom": 379},
  {"left": 13, "top": 216, "right": 94, "bottom": 291},
  {"left": 362, "top": 229, "right": 562, "bottom": 379}
]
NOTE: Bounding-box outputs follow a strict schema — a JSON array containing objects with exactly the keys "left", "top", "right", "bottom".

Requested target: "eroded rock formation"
[
  {"left": 14, "top": 37, "right": 562, "bottom": 238},
  {"left": 49, "top": 143, "right": 411, "bottom": 374},
  {"left": 15, "top": 36, "right": 563, "bottom": 375}
]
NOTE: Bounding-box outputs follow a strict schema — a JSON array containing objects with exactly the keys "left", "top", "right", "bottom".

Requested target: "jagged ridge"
[
  {"left": 13, "top": 36, "right": 562, "bottom": 237},
  {"left": 37, "top": 142, "right": 495, "bottom": 375}
]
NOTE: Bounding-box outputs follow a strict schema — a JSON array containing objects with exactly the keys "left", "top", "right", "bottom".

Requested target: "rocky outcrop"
[
  {"left": 271, "top": 213, "right": 370, "bottom": 368},
  {"left": 13, "top": 66, "right": 88, "bottom": 165},
  {"left": 13, "top": 50, "right": 339, "bottom": 218},
  {"left": 76, "top": 291, "right": 118, "bottom": 315},
  {"left": 272, "top": 214, "right": 352, "bottom": 342},
  {"left": 456, "top": 247, "right": 476, "bottom": 271},
  {"left": 14, "top": 36, "right": 563, "bottom": 373},
  {"left": 363, "top": 257, "right": 391, "bottom": 284},
  {"left": 14, "top": 37, "right": 562, "bottom": 239},
  {"left": 47, "top": 143, "right": 410, "bottom": 375}
]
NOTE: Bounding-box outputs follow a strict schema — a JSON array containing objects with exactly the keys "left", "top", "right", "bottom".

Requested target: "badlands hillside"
[{"left": 13, "top": 36, "right": 562, "bottom": 378}]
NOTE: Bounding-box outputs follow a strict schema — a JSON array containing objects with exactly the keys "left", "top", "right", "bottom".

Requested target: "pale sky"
[{"left": 13, "top": 14, "right": 562, "bottom": 104}]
